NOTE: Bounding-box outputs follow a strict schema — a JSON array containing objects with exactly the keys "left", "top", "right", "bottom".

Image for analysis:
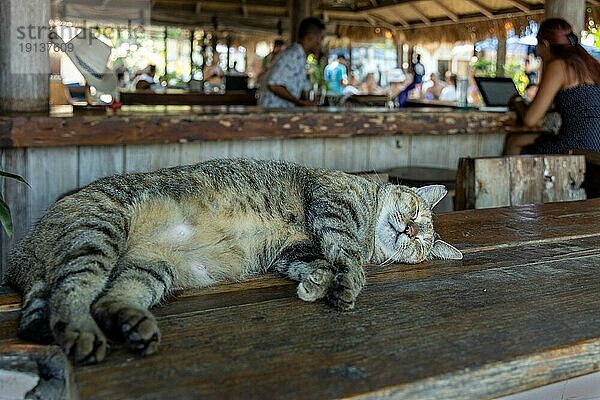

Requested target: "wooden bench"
[
  {"left": 1, "top": 200, "right": 599, "bottom": 399},
  {"left": 568, "top": 149, "right": 600, "bottom": 198},
  {"left": 455, "top": 154, "right": 586, "bottom": 210}
]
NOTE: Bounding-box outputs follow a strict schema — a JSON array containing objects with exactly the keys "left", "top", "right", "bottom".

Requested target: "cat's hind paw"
[
  {"left": 327, "top": 266, "right": 366, "bottom": 311},
  {"left": 116, "top": 307, "right": 161, "bottom": 356},
  {"left": 52, "top": 318, "right": 107, "bottom": 365},
  {"left": 94, "top": 300, "right": 160, "bottom": 356},
  {"left": 297, "top": 267, "right": 334, "bottom": 302}
]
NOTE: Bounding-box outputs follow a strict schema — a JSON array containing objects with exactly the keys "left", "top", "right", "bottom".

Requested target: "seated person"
[
  {"left": 343, "top": 73, "right": 360, "bottom": 96},
  {"left": 524, "top": 83, "right": 539, "bottom": 102},
  {"left": 359, "top": 73, "right": 386, "bottom": 95},
  {"left": 132, "top": 65, "right": 159, "bottom": 91},
  {"left": 203, "top": 58, "right": 225, "bottom": 86},
  {"left": 388, "top": 68, "right": 407, "bottom": 99},
  {"left": 506, "top": 18, "right": 600, "bottom": 154},
  {"left": 439, "top": 73, "right": 457, "bottom": 101},
  {"left": 423, "top": 72, "right": 446, "bottom": 100}
]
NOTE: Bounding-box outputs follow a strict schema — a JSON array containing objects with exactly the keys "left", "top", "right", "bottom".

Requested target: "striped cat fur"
[{"left": 6, "top": 159, "right": 462, "bottom": 364}]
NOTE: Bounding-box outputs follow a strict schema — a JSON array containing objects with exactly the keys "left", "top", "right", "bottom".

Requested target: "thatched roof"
[{"left": 52, "top": 0, "right": 600, "bottom": 44}]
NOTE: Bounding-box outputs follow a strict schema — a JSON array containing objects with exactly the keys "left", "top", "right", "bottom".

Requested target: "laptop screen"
[{"left": 475, "top": 77, "right": 519, "bottom": 107}]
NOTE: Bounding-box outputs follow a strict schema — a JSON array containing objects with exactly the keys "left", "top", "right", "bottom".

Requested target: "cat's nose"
[{"left": 404, "top": 223, "right": 418, "bottom": 239}]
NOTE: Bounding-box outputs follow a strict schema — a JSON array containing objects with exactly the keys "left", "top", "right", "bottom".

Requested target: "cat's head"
[{"left": 374, "top": 184, "right": 462, "bottom": 264}]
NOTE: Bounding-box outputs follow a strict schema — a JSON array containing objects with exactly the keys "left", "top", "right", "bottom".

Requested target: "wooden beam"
[
  {"left": 409, "top": 3, "right": 431, "bottom": 26},
  {"left": 463, "top": 0, "right": 494, "bottom": 18},
  {"left": 506, "top": 0, "right": 530, "bottom": 12},
  {"left": 241, "top": 0, "right": 248, "bottom": 17},
  {"left": 362, "top": 13, "right": 397, "bottom": 30},
  {"left": 395, "top": 15, "right": 410, "bottom": 28},
  {"left": 430, "top": 0, "right": 459, "bottom": 22},
  {"left": 364, "top": 14, "right": 377, "bottom": 25}
]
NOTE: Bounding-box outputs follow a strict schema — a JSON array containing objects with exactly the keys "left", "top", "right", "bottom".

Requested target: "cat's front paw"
[
  {"left": 52, "top": 317, "right": 107, "bottom": 365},
  {"left": 327, "top": 266, "right": 366, "bottom": 311},
  {"left": 297, "top": 267, "right": 334, "bottom": 302}
]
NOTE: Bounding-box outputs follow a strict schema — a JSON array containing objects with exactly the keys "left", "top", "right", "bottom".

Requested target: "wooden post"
[
  {"left": 190, "top": 29, "right": 195, "bottom": 79},
  {"left": 397, "top": 41, "right": 404, "bottom": 69},
  {"left": 496, "top": 37, "right": 507, "bottom": 77},
  {"left": 0, "top": 0, "right": 50, "bottom": 112},
  {"left": 545, "top": 0, "right": 585, "bottom": 36},
  {"left": 163, "top": 27, "right": 168, "bottom": 75},
  {"left": 288, "top": 0, "right": 311, "bottom": 43}
]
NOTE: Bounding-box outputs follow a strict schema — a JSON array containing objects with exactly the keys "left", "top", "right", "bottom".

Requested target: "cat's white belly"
[{"left": 128, "top": 196, "right": 307, "bottom": 289}]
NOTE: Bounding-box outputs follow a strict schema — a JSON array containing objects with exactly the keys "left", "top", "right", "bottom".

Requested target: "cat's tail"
[{"left": 6, "top": 244, "right": 53, "bottom": 344}]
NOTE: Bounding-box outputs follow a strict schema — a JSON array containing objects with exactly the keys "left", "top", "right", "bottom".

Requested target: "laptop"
[
  {"left": 475, "top": 77, "right": 519, "bottom": 112},
  {"left": 225, "top": 75, "right": 249, "bottom": 92}
]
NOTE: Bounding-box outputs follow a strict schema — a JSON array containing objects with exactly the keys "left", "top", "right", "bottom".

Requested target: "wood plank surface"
[
  {"left": 542, "top": 155, "right": 586, "bottom": 203},
  {"left": 0, "top": 108, "right": 545, "bottom": 149},
  {"left": 0, "top": 149, "right": 30, "bottom": 280},
  {"left": 26, "top": 147, "right": 78, "bottom": 224},
  {"left": 0, "top": 199, "right": 599, "bottom": 399},
  {"left": 509, "top": 155, "right": 543, "bottom": 205},
  {"left": 78, "top": 146, "right": 125, "bottom": 187},
  {"left": 475, "top": 157, "right": 511, "bottom": 208}
]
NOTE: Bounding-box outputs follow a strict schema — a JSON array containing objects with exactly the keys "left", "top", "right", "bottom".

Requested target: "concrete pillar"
[
  {"left": 288, "top": 0, "right": 311, "bottom": 43},
  {"left": 0, "top": 0, "right": 50, "bottom": 112},
  {"left": 545, "top": 0, "right": 585, "bottom": 37}
]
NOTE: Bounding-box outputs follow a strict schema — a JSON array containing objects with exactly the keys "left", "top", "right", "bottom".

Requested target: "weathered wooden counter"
[
  {"left": 0, "top": 106, "right": 544, "bottom": 271},
  {"left": 1, "top": 200, "right": 599, "bottom": 399},
  {"left": 0, "top": 105, "right": 540, "bottom": 148}
]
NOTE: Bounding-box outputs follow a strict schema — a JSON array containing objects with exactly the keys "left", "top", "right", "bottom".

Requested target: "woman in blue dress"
[{"left": 506, "top": 18, "right": 600, "bottom": 154}]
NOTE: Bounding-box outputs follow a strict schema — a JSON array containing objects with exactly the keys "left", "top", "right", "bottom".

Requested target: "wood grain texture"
[
  {"left": 124, "top": 144, "right": 182, "bottom": 173},
  {"left": 0, "top": 149, "right": 29, "bottom": 282},
  {"left": 0, "top": 108, "right": 545, "bottom": 149},
  {"left": 509, "top": 155, "right": 543, "bottom": 205},
  {"left": 410, "top": 135, "right": 450, "bottom": 168},
  {"left": 0, "top": 200, "right": 599, "bottom": 400},
  {"left": 367, "top": 135, "right": 411, "bottom": 171},
  {"left": 26, "top": 147, "right": 78, "bottom": 225},
  {"left": 78, "top": 146, "right": 125, "bottom": 187},
  {"left": 475, "top": 157, "right": 511, "bottom": 209},
  {"left": 456, "top": 155, "right": 586, "bottom": 210},
  {"left": 542, "top": 155, "right": 586, "bottom": 203}
]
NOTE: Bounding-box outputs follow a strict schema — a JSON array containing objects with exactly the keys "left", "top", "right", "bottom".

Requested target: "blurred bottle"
[{"left": 456, "top": 76, "right": 469, "bottom": 107}]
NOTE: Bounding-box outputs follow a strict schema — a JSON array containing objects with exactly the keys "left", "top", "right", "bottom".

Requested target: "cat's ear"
[
  {"left": 414, "top": 185, "right": 447, "bottom": 209},
  {"left": 430, "top": 238, "right": 463, "bottom": 260}
]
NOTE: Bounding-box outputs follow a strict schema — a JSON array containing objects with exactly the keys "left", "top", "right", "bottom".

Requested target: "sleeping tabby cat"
[{"left": 7, "top": 159, "right": 462, "bottom": 364}]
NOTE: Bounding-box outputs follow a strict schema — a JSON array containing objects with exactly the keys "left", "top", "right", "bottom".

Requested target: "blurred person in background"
[
  {"left": 506, "top": 18, "right": 600, "bottom": 154},
  {"left": 258, "top": 17, "right": 325, "bottom": 107},
  {"left": 439, "top": 73, "right": 457, "bottom": 101},
  {"left": 324, "top": 53, "right": 348, "bottom": 96}
]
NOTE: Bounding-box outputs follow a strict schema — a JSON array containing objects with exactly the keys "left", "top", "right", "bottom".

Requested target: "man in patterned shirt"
[{"left": 258, "top": 17, "right": 325, "bottom": 108}]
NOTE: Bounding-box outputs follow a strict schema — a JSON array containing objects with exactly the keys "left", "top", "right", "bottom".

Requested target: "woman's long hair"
[{"left": 537, "top": 18, "right": 600, "bottom": 84}]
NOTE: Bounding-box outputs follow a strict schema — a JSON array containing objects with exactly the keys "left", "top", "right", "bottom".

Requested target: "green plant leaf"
[
  {"left": 0, "top": 197, "right": 14, "bottom": 237},
  {"left": 0, "top": 170, "right": 30, "bottom": 187}
]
